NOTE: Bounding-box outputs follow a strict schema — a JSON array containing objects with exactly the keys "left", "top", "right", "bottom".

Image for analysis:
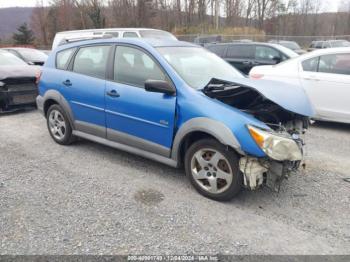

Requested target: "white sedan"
[{"left": 249, "top": 47, "right": 350, "bottom": 124}]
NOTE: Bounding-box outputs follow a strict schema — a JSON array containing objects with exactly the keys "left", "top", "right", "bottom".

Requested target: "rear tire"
[
  {"left": 184, "top": 138, "right": 242, "bottom": 201},
  {"left": 46, "top": 104, "right": 75, "bottom": 145}
]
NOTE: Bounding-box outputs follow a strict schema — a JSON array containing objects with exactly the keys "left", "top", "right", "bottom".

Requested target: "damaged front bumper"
[
  {"left": 0, "top": 79, "right": 38, "bottom": 112},
  {"left": 240, "top": 123, "right": 306, "bottom": 191},
  {"left": 239, "top": 156, "right": 302, "bottom": 191}
]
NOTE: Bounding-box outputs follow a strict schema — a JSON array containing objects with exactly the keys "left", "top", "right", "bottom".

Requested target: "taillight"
[
  {"left": 250, "top": 73, "right": 264, "bottom": 79},
  {"left": 35, "top": 71, "right": 42, "bottom": 85}
]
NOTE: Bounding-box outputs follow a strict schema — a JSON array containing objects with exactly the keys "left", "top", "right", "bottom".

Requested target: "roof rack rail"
[{"left": 58, "top": 34, "right": 114, "bottom": 47}]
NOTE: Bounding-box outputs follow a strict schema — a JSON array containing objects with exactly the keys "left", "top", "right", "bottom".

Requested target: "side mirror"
[{"left": 145, "top": 80, "right": 176, "bottom": 96}]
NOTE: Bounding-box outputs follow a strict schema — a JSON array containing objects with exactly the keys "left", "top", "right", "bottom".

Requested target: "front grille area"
[
  {"left": 6, "top": 83, "right": 37, "bottom": 92},
  {"left": 0, "top": 78, "right": 38, "bottom": 110},
  {"left": 2, "top": 77, "right": 36, "bottom": 85}
]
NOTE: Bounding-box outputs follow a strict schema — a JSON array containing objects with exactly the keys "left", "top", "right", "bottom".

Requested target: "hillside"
[{"left": 0, "top": 7, "right": 33, "bottom": 39}]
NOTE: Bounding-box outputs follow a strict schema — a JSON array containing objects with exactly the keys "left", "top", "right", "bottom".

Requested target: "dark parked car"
[
  {"left": 1, "top": 47, "right": 48, "bottom": 66},
  {"left": 0, "top": 50, "right": 39, "bottom": 112},
  {"left": 194, "top": 35, "right": 222, "bottom": 46},
  {"left": 269, "top": 40, "right": 306, "bottom": 55},
  {"left": 206, "top": 42, "right": 298, "bottom": 75}
]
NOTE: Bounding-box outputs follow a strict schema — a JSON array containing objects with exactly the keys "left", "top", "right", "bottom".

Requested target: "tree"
[
  {"left": 12, "top": 23, "right": 35, "bottom": 45},
  {"left": 31, "top": 0, "right": 49, "bottom": 46}
]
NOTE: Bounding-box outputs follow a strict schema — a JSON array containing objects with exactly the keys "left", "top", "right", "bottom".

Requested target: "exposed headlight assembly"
[{"left": 248, "top": 125, "right": 303, "bottom": 161}]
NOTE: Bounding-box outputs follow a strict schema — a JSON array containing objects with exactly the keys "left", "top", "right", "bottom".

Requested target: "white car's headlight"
[{"left": 247, "top": 125, "right": 303, "bottom": 161}]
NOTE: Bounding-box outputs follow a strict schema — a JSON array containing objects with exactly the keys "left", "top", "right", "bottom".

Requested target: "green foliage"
[{"left": 12, "top": 23, "right": 35, "bottom": 45}]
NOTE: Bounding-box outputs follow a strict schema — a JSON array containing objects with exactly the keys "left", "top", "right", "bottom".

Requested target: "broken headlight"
[{"left": 247, "top": 125, "right": 303, "bottom": 161}]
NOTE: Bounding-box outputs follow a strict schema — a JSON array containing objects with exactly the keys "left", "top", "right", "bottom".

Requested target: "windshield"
[
  {"left": 272, "top": 44, "right": 299, "bottom": 58},
  {"left": 157, "top": 47, "right": 244, "bottom": 89},
  {"left": 331, "top": 40, "right": 350, "bottom": 47},
  {"left": 140, "top": 30, "right": 177, "bottom": 40},
  {"left": 0, "top": 50, "right": 27, "bottom": 66},
  {"left": 17, "top": 48, "right": 48, "bottom": 62},
  {"left": 280, "top": 41, "right": 301, "bottom": 50}
]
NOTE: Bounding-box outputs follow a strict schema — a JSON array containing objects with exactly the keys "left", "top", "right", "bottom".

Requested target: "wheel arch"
[
  {"left": 171, "top": 117, "right": 243, "bottom": 166},
  {"left": 42, "top": 90, "right": 75, "bottom": 129}
]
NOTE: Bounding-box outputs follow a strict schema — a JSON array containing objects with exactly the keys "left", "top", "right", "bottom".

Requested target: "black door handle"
[
  {"left": 107, "top": 90, "right": 120, "bottom": 97},
  {"left": 62, "top": 79, "right": 72, "bottom": 86}
]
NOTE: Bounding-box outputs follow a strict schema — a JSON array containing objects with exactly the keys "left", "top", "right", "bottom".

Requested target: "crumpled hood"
[
  {"left": 0, "top": 65, "right": 40, "bottom": 80},
  {"left": 202, "top": 77, "right": 314, "bottom": 117}
]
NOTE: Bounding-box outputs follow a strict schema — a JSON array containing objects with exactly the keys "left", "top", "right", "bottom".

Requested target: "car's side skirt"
[
  {"left": 107, "top": 128, "right": 170, "bottom": 157},
  {"left": 74, "top": 120, "right": 171, "bottom": 158},
  {"left": 75, "top": 120, "right": 106, "bottom": 138},
  {"left": 72, "top": 130, "right": 178, "bottom": 168}
]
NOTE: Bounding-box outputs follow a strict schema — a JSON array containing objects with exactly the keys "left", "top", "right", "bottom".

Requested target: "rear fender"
[{"left": 40, "top": 90, "right": 75, "bottom": 129}]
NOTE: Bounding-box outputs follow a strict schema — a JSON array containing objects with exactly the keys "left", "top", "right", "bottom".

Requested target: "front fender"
[{"left": 171, "top": 117, "right": 244, "bottom": 163}]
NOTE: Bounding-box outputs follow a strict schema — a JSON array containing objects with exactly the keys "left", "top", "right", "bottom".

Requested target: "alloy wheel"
[
  {"left": 190, "top": 148, "right": 233, "bottom": 194},
  {"left": 48, "top": 110, "right": 66, "bottom": 141}
]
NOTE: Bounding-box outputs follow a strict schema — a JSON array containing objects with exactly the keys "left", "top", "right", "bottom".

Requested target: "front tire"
[
  {"left": 46, "top": 104, "right": 74, "bottom": 145},
  {"left": 185, "top": 139, "right": 242, "bottom": 201}
]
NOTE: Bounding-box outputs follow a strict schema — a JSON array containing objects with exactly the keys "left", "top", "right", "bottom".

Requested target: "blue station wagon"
[{"left": 37, "top": 38, "right": 313, "bottom": 201}]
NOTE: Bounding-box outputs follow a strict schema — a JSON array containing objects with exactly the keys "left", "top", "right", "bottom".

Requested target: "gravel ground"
[{"left": 0, "top": 110, "right": 349, "bottom": 255}]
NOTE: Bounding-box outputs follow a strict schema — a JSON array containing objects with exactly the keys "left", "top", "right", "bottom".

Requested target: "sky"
[{"left": 0, "top": 0, "right": 344, "bottom": 12}]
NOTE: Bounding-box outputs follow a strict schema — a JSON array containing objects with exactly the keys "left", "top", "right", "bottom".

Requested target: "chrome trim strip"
[
  {"left": 107, "top": 128, "right": 170, "bottom": 157},
  {"left": 75, "top": 120, "right": 106, "bottom": 138},
  {"left": 73, "top": 130, "right": 177, "bottom": 167},
  {"left": 71, "top": 101, "right": 104, "bottom": 112},
  {"left": 105, "top": 109, "right": 168, "bottom": 128}
]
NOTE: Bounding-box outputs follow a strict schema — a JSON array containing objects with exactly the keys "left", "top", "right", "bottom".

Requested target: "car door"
[
  {"left": 105, "top": 45, "right": 176, "bottom": 156},
  {"left": 59, "top": 45, "right": 112, "bottom": 137},
  {"left": 225, "top": 44, "right": 255, "bottom": 75},
  {"left": 254, "top": 45, "right": 283, "bottom": 67},
  {"left": 299, "top": 53, "right": 350, "bottom": 122}
]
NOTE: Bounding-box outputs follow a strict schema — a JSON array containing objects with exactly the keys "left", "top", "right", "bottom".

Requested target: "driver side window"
[{"left": 114, "top": 46, "right": 167, "bottom": 87}]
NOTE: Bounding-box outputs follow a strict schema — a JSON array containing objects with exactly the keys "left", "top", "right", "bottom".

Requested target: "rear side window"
[
  {"left": 226, "top": 45, "right": 253, "bottom": 59},
  {"left": 72, "top": 45, "right": 110, "bottom": 78},
  {"left": 108, "top": 32, "right": 119, "bottom": 37},
  {"left": 319, "top": 54, "right": 350, "bottom": 75},
  {"left": 123, "top": 32, "right": 138, "bottom": 38},
  {"left": 315, "top": 42, "right": 323, "bottom": 49},
  {"left": 322, "top": 42, "right": 330, "bottom": 48},
  {"left": 207, "top": 45, "right": 226, "bottom": 57},
  {"left": 56, "top": 48, "right": 76, "bottom": 70},
  {"left": 114, "top": 46, "right": 167, "bottom": 87},
  {"left": 302, "top": 57, "right": 319, "bottom": 72}
]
